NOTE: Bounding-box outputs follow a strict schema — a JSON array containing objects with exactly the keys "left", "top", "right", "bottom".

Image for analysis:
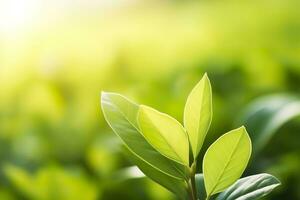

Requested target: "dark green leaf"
[{"left": 216, "top": 173, "right": 280, "bottom": 200}]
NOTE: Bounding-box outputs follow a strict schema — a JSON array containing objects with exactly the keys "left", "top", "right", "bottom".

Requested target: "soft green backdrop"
[{"left": 0, "top": 0, "right": 299, "bottom": 199}]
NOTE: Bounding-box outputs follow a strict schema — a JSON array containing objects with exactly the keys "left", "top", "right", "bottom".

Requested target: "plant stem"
[
  {"left": 188, "top": 162, "right": 197, "bottom": 200},
  {"left": 205, "top": 194, "right": 211, "bottom": 200},
  {"left": 191, "top": 161, "right": 197, "bottom": 199},
  {"left": 188, "top": 181, "right": 196, "bottom": 200}
]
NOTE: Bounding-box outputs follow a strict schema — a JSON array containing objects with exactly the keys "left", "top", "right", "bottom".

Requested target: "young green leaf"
[
  {"left": 138, "top": 105, "right": 190, "bottom": 166},
  {"left": 184, "top": 73, "right": 212, "bottom": 159},
  {"left": 203, "top": 126, "right": 252, "bottom": 197},
  {"left": 101, "top": 92, "right": 189, "bottom": 180},
  {"left": 216, "top": 173, "right": 280, "bottom": 200}
]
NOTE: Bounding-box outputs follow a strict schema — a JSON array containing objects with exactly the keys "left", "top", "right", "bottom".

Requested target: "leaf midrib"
[
  {"left": 143, "top": 110, "right": 187, "bottom": 166},
  {"left": 102, "top": 95, "right": 186, "bottom": 180},
  {"left": 236, "top": 184, "right": 280, "bottom": 200},
  {"left": 194, "top": 81, "right": 206, "bottom": 157},
  {"left": 121, "top": 102, "right": 189, "bottom": 179},
  {"left": 208, "top": 132, "right": 243, "bottom": 195}
]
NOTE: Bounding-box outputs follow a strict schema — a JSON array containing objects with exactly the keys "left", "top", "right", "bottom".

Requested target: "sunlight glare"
[{"left": 0, "top": 0, "right": 39, "bottom": 35}]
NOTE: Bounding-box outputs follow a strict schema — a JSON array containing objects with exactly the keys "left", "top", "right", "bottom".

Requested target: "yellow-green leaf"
[
  {"left": 184, "top": 73, "right": 212, "bottom": 159},
  {"left": 101, "top": 92, "right": 189, "bottom": 180},
  {"left": 138, "top": 105, "right": 189, "bottom": 166},
  {"left": 203, "top": 126, "right": 252, "bottom": 197}
]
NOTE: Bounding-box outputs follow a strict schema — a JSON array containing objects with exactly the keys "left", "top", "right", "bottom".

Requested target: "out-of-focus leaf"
[
  {"left": 101, "top": 92, "right": 189, "bottom": 179},
  {"left": 86, "top": 135, "right": 121, "bottom": 177},
  {"left": 0, "top": 188, "right": 16, "bottom": 200},
  {"left": 138, "top": 105, "right": 189, "bottom": 166},
  {"left": 4, "top": 165, "right": 98, "bottom": 200},
  {"left": 4, "top": 165, "right": 33, "bottom": 198},
  {"left": 216, "top": 173, "right": 280, "bottom": 200},
  {"left": 184, "top": 73, "right": 212, "bottom": 159},
  {"left": 238, "top": 94, "right": 300, "bottom": 154},
  {"left": 125, "top": 150, "right": 188, "bottom": 199},
  {"left": 195, "top": 174, "right": 206, "bottom": 200},
  {"left": 203, "top": 127, "right": 252, "bottom": 197}
]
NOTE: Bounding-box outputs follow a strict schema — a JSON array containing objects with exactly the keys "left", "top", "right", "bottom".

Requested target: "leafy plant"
[{"left": 101, "top": 74, "right": 280, "bottom": 200}]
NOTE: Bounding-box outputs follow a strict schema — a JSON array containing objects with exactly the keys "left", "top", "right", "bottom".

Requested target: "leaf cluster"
[{"left": 101, "top": 74, "right": 280, "bottom": 200}]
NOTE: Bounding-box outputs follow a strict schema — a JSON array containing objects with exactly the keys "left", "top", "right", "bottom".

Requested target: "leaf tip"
[
  {"left": 239, "top": 125, "right": 253, "bottom": 161},
  {"left": 239, "top": 125, "right": 247, "bottom": 132},
  {"left": 202, "top": 72, "right": 210, "bottom": 83},
  {"left": 236, "top": 126, "right": 250, "bottom": 137},
  {"left": 271, "top": 174, "right": 282, "bottom": 186}
]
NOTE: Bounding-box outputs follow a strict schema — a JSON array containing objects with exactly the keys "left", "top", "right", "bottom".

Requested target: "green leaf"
[
  {"left": 238, "top": 94, "right": 300, "bottom": 154},
  {"left": 125, "top": 149, "right": 188, "bottom": 199},
  {"left": 203, "top": 126, "right": 252, "bottom": 197},
  {"left": 138, "top": 105, "right": 190, "bottom": 166},
  {"left": 216, "top": 173, "right": 280, "bottom": 200},
  {"left": 195, "top": 174, "right": 206, "bottom": 200},
  {"left": 101, "top": 92, "right": 188, "bottom": 180},
  {"left": 184, "top": 73, "right": 212, "bottom": 159}
]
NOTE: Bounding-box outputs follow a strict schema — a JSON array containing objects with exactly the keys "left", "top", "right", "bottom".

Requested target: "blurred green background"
[{"left": 0, "top": 0, "right": 300, "bottom": 199}]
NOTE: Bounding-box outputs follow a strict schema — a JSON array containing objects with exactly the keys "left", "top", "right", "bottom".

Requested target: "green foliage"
[
  {"left": 203, "top": 127, "right": 251, "bottom": 197},
  {"left": 238, "top": 94, "right": 300, "bottom": 199},
  {"left": 1, "top": 1, "right": 299, "bottom": 199},
  {"left": 184, "top": 73, "right": 212, "bottom": 159},
  {"left": 215, "top": 173, "right": 280, "bottom": 200},
  {"left": 239, "top": 94, "right": 300, "bottom": 155},
  {"left": 126, "top": 150, "right": 188, "bottom": 199},
  {"left": 196, "top": 173, "right": 280, "bottom": 200},
  {"left": 4, "top": 165, "right": 98, "bottom": 200},
  {"left": 101, "top": 74, "right": 280, "bottom": 200},
  {"left": 138, "top": 105, "right": 189, "bottom": 166},
  {"left": 101, "top": 92, "right": 189, "bottom": 180}
]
